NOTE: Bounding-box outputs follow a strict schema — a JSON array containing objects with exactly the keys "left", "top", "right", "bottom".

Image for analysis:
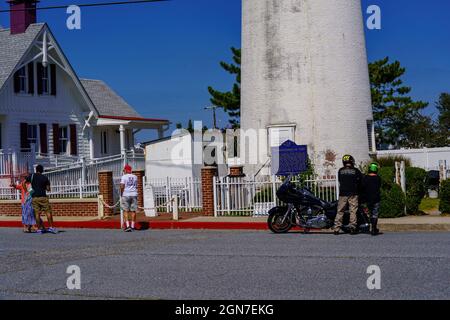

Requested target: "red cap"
[{"left": 124, "top": 164, "right": 132, "bottom": 173}]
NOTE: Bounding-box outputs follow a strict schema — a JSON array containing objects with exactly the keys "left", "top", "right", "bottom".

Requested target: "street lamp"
[{"left": 204, "top": 105, "right": 219, "bottom": 130}]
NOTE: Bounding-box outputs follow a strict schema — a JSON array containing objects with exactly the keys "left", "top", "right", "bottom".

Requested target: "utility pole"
[{"left": 204, "top": 105, "right": 219, "bottom": 129}]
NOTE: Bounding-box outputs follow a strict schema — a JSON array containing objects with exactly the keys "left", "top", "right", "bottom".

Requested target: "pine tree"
[
  {"left": 208, "top": 47, "right": 241, "bottom": 128},
  {"left": 435, "top": 93, "right": 450, "bottom": 146},
  {"left": 369, "top": 57, "right": 431, "bottom": 148}
]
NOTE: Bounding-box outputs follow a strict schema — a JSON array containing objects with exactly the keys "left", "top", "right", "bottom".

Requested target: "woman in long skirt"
[{"left": 12, "top": 177, "right": 37, "bottom": 233}]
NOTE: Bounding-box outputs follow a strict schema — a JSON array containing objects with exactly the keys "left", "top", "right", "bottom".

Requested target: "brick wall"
[
  {"left": 0, "top": 199, "right": 99, "bottom": 217},
  {"left": 201, "top": 166, "right": 218, "bottom": 216},
  {"left": 133, "top": 170, "right": 145, "bottom": 211},
  {"left": 98, "top": 171, "right": 114, "bottom": 216}
]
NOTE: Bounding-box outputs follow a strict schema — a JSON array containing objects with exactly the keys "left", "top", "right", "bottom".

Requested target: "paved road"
[{"left": 0, "top": 229, "right": 449, "bottom": 300}]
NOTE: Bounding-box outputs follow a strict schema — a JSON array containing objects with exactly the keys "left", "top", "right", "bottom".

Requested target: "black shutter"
[
  {"left": 28, "top": 63, "right": 34, "bottom": 95},
  {"left": 70, "top": 124, "right": 77, "bottom": 156},
  {"left": 36, "top": 63, "right": 43, "bottom": 95},
  {"left": 50, "top": 64, "right": 56, "bottom": 96},
  {"left": 14, "top": 70, "right": 20, "bottom": 93},
  {"left": 52, "top": 124, "right": 60, "bottom": 155},
  {"left": 20, "top": 123, "right": 30, "bottom": 150},
  {"left": 39, "top": 124, "right": 48, "bottom": 155}
]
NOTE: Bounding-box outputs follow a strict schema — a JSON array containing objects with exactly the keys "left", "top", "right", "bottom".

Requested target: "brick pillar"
[
  {"left": 201, "top": 166, "right": 218, "bottom": 216},
  {"left": 229, "top": 166, "right": 245, "bottom": 178},
  {"left": 133, "top": 170, "right": 145, "bottom": 212},
  {"left": 98, "top": 171, "right": 114, "bottom": 216}
]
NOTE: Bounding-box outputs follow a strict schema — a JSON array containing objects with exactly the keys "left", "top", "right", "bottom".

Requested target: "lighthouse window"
[
  {"left": 268, "top": 126, "right": 295, "bottom": 149},
  {"left": 367, "top": 120, "right": 375, "bottom": 152}
]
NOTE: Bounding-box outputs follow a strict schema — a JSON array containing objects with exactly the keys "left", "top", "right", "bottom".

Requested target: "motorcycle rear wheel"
[{"left": 268, "top": 210, "right": 292, "bottom": 234}]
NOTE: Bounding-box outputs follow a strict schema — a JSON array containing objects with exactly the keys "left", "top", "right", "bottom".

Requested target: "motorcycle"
[{"left": 267, "top": 175, "right": 370, "bottom": 234}]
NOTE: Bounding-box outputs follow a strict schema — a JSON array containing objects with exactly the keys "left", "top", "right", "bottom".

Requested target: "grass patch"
[{"left": 419, "top": 198, "right": 440, "bottom": 213}]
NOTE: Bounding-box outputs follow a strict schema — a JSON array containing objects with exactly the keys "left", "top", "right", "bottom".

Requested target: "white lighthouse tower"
[{"left": 241, "top": 0, "right": 374, "bottom": 176}]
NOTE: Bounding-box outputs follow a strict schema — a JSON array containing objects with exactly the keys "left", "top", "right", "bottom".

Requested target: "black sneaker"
[
  {"left": 333, "top": 230, "right": 340, "bottom": 235},
  {"left": 124, "top": 227, "right": 132, "bottom": 232}
]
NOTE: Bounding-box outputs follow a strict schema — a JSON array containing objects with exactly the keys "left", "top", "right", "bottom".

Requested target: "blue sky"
[{"left": 1, "top": 0, "right": 449, "bottom": 142}]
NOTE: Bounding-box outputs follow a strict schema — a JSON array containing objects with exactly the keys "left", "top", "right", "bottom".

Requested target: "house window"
[
  {"left": 41, "top": 65, "right": 50, "bottom": 95},
  {"left": 27, "top": 124, "right": 39, "bottom": 152},
  {"left": 100, "top": 130, "right": 108, "bottom": 155},
  {"left": 59, "top": 126, "right": 69, "bottom": 154},
  {"left": 18, "top": 67, "right": 27, "bottom": 93}
]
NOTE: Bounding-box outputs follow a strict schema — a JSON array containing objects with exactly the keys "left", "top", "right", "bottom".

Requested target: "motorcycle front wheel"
[{"left": 268, "top": 209, "right": 292, "bottom": 234}]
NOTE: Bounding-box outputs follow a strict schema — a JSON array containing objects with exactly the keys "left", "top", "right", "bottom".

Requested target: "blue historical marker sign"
[{"left": 271, "top": 140, "right": 308, "bottom": 176}]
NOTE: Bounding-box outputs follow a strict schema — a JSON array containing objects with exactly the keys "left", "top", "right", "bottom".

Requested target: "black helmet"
[{"left": 342, "top": 154, "right": 355, "bottom": 167}]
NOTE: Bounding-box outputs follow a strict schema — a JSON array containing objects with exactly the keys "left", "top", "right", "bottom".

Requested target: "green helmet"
[{"left": 368, "top": 162, "right": 379, "bottom": 174}]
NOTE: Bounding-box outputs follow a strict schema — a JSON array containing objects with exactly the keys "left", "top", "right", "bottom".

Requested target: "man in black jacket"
[{"left": 333, "top": 155, "right": 363, "bottom": 235}]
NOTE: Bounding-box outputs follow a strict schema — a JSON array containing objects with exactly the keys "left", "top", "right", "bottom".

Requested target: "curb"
[
  {"left": 0, "top": 220, "right": 270, "bottom": 231},
  {"left": 1, "top": 221, "right": 449, "bottom": 232}
]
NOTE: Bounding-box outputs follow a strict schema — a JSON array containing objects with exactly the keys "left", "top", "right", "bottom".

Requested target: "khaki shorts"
[
  {"left": 32, "top": 197, "right": 52, "bottom": 215},
  {"left": 121, "top": 196, "right": 138, "bottom": 212}
]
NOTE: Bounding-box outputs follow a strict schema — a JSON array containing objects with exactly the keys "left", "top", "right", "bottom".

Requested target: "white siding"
[
  {"left": 0, "top": 60, "right": 91, "bottom": 158},
  {"left": 145, "top": 134, "right": 196, "bottom": 180}
]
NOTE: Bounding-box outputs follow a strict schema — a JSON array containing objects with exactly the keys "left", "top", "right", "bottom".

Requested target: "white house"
[{"left": 0, "top": 0, "right": 169, "bottom": 175}]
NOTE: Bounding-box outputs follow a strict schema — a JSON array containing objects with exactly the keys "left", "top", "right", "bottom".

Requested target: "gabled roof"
[
  {"left": 0, "top": 23, "right": 168, "bottom": 123},
  {"left": 0, "top": 23, "right": 45, "bottom": 92},
  {"left": 80, "top": 79, "right": 142, "bottom": 118}
]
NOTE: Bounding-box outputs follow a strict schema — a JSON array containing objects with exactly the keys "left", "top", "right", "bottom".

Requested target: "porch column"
[
  {"left": 89, "top": 127, "right": 94, "bottom": 160},
  {"left": 119, "top": 125, "right": 126, "bottom": 156},
  {"left": 157, "top": 127, "right": 164, "bottom": 139}
]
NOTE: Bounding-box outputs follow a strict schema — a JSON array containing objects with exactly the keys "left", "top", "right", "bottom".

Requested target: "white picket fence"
[
  {"left": 213, "top": 175, "right": 338, "bottom": 217},
  {"left": 144, "top": 177, "right": 202, "bottom": 213},
  {"left": 0, "top": 178, "right": 99, "bottom": 201}
]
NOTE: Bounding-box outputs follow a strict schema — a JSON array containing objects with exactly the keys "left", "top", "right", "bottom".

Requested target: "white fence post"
[
  {"left": 78, "top": 178, "right": 83, "bottom": 199},
  {"left": 173, "top": 195, "right": 179, "bottom": 221},
  {"left": 213, "top": 176, "right": 218, "bottom": 217}
]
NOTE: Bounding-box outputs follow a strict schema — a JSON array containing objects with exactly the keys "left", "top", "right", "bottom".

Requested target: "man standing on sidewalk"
[
  {"left": 333, "top": 155, "right": 363, "bottom": 235},
  {"left": 120, "top": 165, "right": 138, "bottom": 232},
  {"left": 27, "top": 165, "right": 57, "bottom": 234}
]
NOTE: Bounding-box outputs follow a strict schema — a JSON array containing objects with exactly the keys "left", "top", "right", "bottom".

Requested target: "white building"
[
  {"left": 241, "top": 0, "right": 374, "bottom": 176},
  {"left": 0, "top": 0, "right": 169, "bottom": 176},
  {"left": 144, "top": 131, "right": 229, "bottom": 180}
]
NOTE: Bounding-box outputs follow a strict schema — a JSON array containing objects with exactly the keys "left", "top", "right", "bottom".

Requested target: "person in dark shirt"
[
  {"left": 333, "top": 155, "right": 363, "bottom": 235},
  {"left": 361, "top": 163, "right": 382, "bottom": 236},
  {"left": 26, "top": 165, "right": 57, "bottom": 234}
]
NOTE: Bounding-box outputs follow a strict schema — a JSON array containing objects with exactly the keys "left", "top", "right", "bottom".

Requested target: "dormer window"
[
  {"left": 37, "top": 63, "right": 56, "bottom": 96},
  {"left": 17, "top": 67, "right": 27, "bottom": 93},
  {"left": 41, "top": 65, "right": 50, "bottom": 95}
]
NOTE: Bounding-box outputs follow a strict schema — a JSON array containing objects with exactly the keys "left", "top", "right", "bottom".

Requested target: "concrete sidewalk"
[{"left": 1, "top": 214, "right": 450, "bottom": 232}]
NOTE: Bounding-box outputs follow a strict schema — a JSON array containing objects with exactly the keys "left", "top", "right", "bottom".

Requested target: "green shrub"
[
  {"left": 439, "top": 180, "right": 450, "bottom": 214},
  {"left": 377, "top": 166, "right": 406, "bottom": 218},
  {"left": 378, "top": 166, "right": 395, "bottom": 187},
  {"left": 405, "top": 167, "right": 427, "bottom": 215},
  {"left": 372, "top": 155, "right": 412, "bottom": 168},
  {"left": 379, "top": 183, "right": 406, "bottom": 218}
]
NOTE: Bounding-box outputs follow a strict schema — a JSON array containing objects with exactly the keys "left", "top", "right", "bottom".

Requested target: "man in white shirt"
[{"left": 120, "top": 164, "right": 138, "bottom": 232}]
